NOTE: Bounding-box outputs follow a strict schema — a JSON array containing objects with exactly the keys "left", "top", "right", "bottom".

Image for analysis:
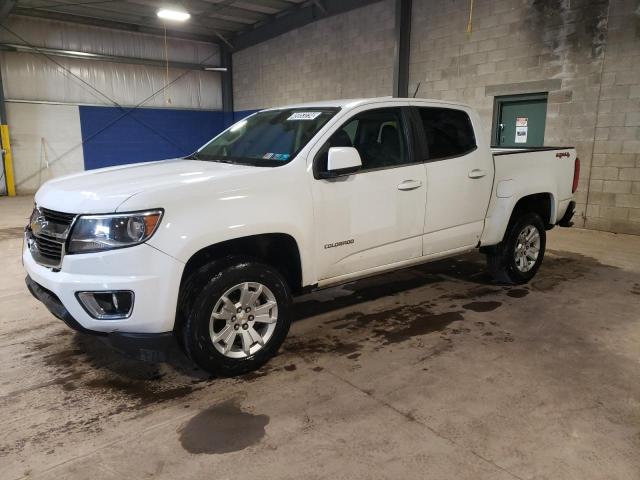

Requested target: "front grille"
[
  {"left": 27, "top": 207, "right": 77, "bottom": 268},
  {"left": 34, "top": 234, "right": 64, "bottom": 261},
  {"left": 40, "top": 208, "right": 76, "bottom": 226}
]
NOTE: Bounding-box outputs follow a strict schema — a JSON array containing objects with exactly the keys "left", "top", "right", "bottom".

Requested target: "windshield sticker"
[
  {"left": 287, "top": 111, "right": 322, "bottom": 121},
  {"left": 263, "top": 153, "right": 290, "bottom": 161}
]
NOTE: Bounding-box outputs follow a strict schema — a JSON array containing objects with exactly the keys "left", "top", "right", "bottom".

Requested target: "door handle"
[
  {"left": 468, "top": 169, "right": 487, "bottom": 179},
  {"left": 397, "top": 179, "right": 423, "bottom": 191}
]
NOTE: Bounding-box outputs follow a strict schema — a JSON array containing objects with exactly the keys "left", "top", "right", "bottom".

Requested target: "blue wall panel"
[
  {"left": 234, "top": 109, "right": 259, "bottom": 121},
  {"left": 79, "top": 106, "right": 228, "bottom": 170},
  {"left": 79, "top": 106, "right": 262, "bottom": 170}
]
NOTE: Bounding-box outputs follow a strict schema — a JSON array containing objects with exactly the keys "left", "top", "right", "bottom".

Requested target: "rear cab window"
[{"left": 416, "top": 107, "right": 477, "bottom": 160}]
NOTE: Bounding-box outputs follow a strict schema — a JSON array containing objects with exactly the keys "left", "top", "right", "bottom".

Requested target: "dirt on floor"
[{"left": 1, "top": 195, "right": 639, "bottom": 480}]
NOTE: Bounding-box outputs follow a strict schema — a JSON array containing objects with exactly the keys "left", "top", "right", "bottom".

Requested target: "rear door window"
[{"left": 417, "top": 107, "right": 476, "bottom": 160}]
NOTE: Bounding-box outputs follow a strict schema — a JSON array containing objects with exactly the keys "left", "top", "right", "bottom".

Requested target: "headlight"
[{"left": 68, "top": 210, "right": 163, "bottom": 253}]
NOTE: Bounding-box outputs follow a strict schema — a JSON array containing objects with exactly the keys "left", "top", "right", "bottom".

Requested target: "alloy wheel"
[
  {"left": 514, "top": 225, "right": 541, "bottom": 273},
  {"left": 209, "top": 282, "right": 278, "bottom": 359}
]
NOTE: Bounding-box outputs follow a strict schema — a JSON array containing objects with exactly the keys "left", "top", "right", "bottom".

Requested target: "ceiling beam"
[
  {"left": 11, "top": 7, "right": 221, "bottom": 43},
  {"left": 136, "top": 0, "right": 270, "bottom": 24},
  {"left": 0, "top": 42, "right": 222, "bottom": 70},
  {"left": 0, "top": 0, "right": 17, "bottom": 22},
  {"left": 235, "top": 0, "right": 299, "bottom": 13},
  {"left": 232, "top": 0, "right": 383, "bottom": 52},
  {"left": 18, "top": 3, "right": 241, "bottom": 34}
]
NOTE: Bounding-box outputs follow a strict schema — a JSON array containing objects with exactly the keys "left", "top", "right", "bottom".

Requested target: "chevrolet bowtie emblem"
[{"left": 30, "top": 209, "right": 48, "bottom": 236}]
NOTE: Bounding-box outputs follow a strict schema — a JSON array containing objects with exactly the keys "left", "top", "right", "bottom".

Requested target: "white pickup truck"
[{"left": 24, "top": 97, "right": 578, "bottom": 376}]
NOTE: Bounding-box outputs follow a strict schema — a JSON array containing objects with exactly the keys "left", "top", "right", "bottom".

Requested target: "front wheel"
[
  {"left": 486, "top": 212, "right": 546, "bottom": 284},
  {"left": 181, "top": 258, "right": 292, "bottom": 377}
]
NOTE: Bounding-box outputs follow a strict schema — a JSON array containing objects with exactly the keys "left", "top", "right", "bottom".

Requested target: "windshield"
[{"left": 191, "top": 108, "right": 339, "bottom": 166}]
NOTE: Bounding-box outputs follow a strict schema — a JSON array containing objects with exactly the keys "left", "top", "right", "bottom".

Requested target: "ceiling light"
[
  {"left": 157, "top": 9, "right": 191, "bottom": 21},
  {"left": 203, "top": 67, "right": 228, "bottom": 72}
]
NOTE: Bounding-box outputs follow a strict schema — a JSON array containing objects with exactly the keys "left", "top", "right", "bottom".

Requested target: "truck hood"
[{"left": 35, "top": 159, "right": 266, "bottom": 213}]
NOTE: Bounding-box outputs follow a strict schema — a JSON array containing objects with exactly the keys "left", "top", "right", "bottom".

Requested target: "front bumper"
[
  {"left": 26, "top": 276, "right": 175, "bottom": 361},
  {"left": 23, "top": 241, "right": 184, "bottom": 333}
]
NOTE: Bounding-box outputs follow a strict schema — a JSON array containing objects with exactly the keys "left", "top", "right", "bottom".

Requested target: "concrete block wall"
[
  {"left": 410, "top": 0, "right": 640, "bottom": 235},
  {"left": 586, "top": 0, "right": 640, "bottom": 234},
  {"left": 232, "top": 0, "right": 640, "bottom": 235},
  {"left": 232, "top": 1, "right": 395, "bottom": 111}
]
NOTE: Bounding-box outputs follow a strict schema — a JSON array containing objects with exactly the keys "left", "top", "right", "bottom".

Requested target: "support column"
[
  {"left": 0, "top": 64, "right": 15, "bottom": 196},
  {"left": 392, "top": 0, "right": 412, "bottom": 98},
  {"left": 220, "top": 45, "right": 234, "bottom": 127}
]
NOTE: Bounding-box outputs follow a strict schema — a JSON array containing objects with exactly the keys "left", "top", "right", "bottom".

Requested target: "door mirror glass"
[{"left": 321, "top": 147, "right": 362, "bottom": 178}]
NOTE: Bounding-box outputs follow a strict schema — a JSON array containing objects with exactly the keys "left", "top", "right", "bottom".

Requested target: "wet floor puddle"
[{"left": 178, "top": 398, "right": 268, "bottom": 454}]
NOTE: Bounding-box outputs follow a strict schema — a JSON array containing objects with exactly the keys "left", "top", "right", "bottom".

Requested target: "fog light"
[{"left": 76, "top": 291, "right": 134, "bottom": 320}]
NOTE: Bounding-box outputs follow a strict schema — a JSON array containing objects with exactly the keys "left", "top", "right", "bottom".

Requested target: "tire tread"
[
  {"left": 486, "top": 212, "right": 546, "bottom": 285},
  {"left": 179, "top": 256, "right": 291, "bottom": 377}
]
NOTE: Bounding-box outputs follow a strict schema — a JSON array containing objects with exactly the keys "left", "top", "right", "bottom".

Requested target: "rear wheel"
[
  {"left": 181, "top": 258, "right": 291, "bottom": 376},
  {"left": 486, "top": 212, "right": 546, "bottom": 284}
]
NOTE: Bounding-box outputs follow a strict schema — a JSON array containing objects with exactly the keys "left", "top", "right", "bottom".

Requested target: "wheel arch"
[
  {"left": 174, "top": 233, "right": 303, "bottom": 337},
  {"left": 179, "top": 233, "right": 303, "bottom": 295},
  {"left": 481, "top": 191, "right": 555, "bottom": 250},
  {"left": 509, "top": 192, "right": 555, "bottom": 228}
]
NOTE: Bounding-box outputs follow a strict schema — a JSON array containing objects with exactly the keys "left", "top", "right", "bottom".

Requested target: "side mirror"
[{"left": 320, "top": 147, "right": 362, "bottom": 179}]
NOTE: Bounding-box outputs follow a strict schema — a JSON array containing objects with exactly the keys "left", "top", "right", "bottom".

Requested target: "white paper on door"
[{"left": 515, "top": 117, "right": 528, "bottom": 144}]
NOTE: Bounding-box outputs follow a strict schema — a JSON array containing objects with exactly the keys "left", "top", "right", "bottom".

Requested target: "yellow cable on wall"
[{"left": 466, "top": 0, "right": 474, "bottom": 33}]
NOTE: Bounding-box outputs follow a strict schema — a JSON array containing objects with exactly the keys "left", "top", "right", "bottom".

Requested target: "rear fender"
[{"left": 481, "top": 191, "right": 555, "bottom": 246}]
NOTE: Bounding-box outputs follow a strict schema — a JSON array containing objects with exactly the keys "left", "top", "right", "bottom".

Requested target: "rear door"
[
  {"left": 495, "top": 95, "right": 547, "bottom": 147},
  {"left": 310, "top": 106, "right": 427, "bottom": 281},
  {"left": 414, "top": 106, "right": 494, "bottom": 255}
]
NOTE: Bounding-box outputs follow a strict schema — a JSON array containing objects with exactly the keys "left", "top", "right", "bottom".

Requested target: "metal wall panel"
[
  {"left": 0, "top": 16, "right": 222, "bottom": 109},
  {"left": 6, "top": 101, "right": 84, "bottom": 193},
  {"left": 0, "top": 16, "right": 219, "bottom": 64},
  {"left": 0, "top": 51, "right": 221, "bottom": 109}
]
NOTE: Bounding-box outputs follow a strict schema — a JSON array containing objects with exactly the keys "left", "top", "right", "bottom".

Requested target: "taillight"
[{"left": 572, "top": 157, "right": 580, "bottom": 193}]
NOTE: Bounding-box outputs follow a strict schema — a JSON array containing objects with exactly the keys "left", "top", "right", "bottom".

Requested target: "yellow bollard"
[{"left": 1, "top": 124, "right": 15, "bottom": 196}]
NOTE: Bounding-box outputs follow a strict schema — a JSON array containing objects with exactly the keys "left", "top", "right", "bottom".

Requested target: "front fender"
[{"left": 118, "top": 166, "right": 316, "bottom": 286}]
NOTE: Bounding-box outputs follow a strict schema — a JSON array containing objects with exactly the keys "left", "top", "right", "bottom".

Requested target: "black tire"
[
  {"left": 180, "top": 256, "right": 292, "bottom": 377},
  {"left": 486, "top": 212, "right": 546, "bottom": 284}
]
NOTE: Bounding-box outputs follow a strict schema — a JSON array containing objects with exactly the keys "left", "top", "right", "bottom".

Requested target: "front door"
[
  {"left": 310, "top": 107, "right": 427, "bottom": 281},
  {"left": 495, "top": 94, "right": 547, "bottom": 148}
]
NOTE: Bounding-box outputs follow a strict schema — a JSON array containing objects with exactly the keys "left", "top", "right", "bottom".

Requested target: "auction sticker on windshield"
[
  {"left": 263, "top": 153, "right": 290, "bottom": 160},
  {"left": 287, "top": 112, "right": 322, "bottom": 121}
]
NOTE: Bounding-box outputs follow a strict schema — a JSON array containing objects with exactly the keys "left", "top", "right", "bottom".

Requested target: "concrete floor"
[{"left": 1, "top": 195, "right": 640, "bottom": 480}]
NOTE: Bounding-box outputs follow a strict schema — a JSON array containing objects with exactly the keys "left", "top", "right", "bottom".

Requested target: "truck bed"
[
  {"left": 490, "top": 146, "right": 574, "bottom": 156},
  {"left": 480, "top": 146, "right": 578, "bottom": 246}
]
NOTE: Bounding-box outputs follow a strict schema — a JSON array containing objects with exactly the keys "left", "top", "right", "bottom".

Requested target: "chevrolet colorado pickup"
[{"left": 24, "top": 97, "right": 578, "bottom": 376}]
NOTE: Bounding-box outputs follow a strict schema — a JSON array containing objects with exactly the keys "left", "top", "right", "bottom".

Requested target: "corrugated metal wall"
[
  {"left": 0, "top": 16, "right": 224, "bottom": 194},
  {"left": 0, "top": 16, "right": 221, "bottom": 109}
]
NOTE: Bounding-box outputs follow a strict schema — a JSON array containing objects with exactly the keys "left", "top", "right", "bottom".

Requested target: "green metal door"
[{"left": 495, "top": 96, "right": 547, "bottom": 147}]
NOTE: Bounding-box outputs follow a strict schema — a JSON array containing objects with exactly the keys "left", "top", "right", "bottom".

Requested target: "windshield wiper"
[
  {"left": 185, "top": 154, "right": 264, "bottom": 166},
  {"left": 210, "top": 158, "right": 237, "bottom": 164},
  {"left": 184, "top": 153, "right": 232, "bottom": 163}
]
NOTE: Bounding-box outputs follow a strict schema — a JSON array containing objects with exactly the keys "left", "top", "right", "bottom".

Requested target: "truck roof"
[{"left": 263, "top": 96, "right": 472, "bottom": 111}]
